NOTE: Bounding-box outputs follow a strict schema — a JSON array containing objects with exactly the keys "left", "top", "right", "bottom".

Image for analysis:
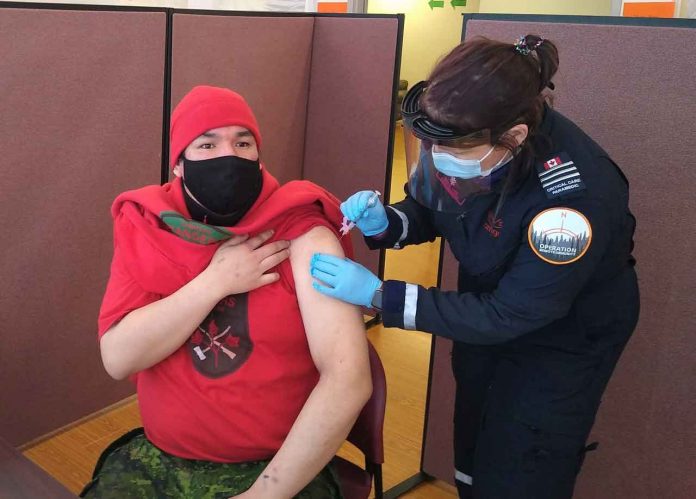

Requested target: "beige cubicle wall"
[
  {"left": 0, "top": 4, "right": 402, "bottom": 446},
  {"left": 422, "top": 15, "right": 696, "bottom": 499}
]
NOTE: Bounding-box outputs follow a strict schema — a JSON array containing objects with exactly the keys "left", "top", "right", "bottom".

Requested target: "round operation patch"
[{"left": 528, "top": 208, "right": 592, "bottom": 265}]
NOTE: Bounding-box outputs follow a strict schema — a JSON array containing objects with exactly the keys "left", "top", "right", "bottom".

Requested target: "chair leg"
[{"left": 373, "top": 463, "right": 383, "bottom": 499}]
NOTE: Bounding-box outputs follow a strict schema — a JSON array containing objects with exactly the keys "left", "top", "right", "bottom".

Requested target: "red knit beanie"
[{"left": 169, "top": 86, "right": 262, "bottom": 168}]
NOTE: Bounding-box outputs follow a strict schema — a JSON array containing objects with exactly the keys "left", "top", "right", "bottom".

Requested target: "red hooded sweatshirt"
[{"left": 98, "top": 170, "right": 352, "bottom": 462}]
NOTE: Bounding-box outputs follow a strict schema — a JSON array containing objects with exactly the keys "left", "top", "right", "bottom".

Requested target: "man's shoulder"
[
  {"left": 112, "top": 182, "right": 175, "bottom": 218},
  {"left": 290, "top": 225, "right": 338, "bottom": 246}
]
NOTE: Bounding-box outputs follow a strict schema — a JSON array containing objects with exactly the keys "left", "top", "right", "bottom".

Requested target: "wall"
[
  {"left": 367, "top": 0, "right": 613, "bottom": 86},
  {"left": 478, "top": 0, "right": 611, "bottom": 15},
  {"left": 367, "top": 0, "right": 480, "bottom": 86},
  {"left": 682, "top": 0, "right": 696, "bottom": 17}
]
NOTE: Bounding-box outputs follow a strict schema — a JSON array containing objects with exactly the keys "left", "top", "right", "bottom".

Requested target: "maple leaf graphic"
[
  {"left": 208, "top": 320, "right": 219, "bottom": 336},
  {"left": 190, "top": 330, "right": 204, "bottom": 345}
]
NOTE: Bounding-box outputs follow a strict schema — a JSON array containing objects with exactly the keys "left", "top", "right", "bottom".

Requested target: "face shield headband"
[
  {"left": 401, "top": 80, "right": 492, "bottom": 147},
  {"left": 401, "top": 81, "right": 514, "bottom": 212}
]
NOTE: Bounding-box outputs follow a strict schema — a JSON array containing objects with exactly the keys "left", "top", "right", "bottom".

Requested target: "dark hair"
[{"left": 421, "top": 35, "right": 559, "bottom": 186}]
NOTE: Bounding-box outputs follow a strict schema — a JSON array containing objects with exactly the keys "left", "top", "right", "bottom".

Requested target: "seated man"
[{"left": 83, "top": 86, "right": 372, "bottom": 498}]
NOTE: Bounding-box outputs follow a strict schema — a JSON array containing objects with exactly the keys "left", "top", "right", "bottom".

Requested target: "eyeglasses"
[{"left": 401, "top": 80, "right": 491, "bottom": 147}]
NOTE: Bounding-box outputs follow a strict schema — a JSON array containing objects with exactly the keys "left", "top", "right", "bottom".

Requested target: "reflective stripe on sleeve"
[
  {"left": 455, "top": 469, "right": 473, "bottom": 485},
  {"left": 403, "top": 283, "right": 418, "bottom": 330},
  {"left": 388, "top": 206, "right": 409, "bottom": 249}
]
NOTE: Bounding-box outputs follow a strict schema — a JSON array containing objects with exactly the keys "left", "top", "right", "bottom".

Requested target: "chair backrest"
[{"left": 346, "top": 341, "right": 387, "bottom": 464}]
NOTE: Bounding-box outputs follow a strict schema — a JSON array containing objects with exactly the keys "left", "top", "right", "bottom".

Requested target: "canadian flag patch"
[{"left": 543, "top": 156, "right": 563, "bottom": 170}]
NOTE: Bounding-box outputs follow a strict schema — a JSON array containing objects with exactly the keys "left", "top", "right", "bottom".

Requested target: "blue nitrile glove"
[
  {"left": 340, "top": 190, "right": 388, "bottom": 236},
  {"left": 310, "top": 253, "right": 382, "bottom": 308}
]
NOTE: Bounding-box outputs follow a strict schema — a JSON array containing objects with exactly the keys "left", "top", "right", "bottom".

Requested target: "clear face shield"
[
  {"left": 403, "top": 125, "right": 497, "bottom": 213},
  {"left": 401, "top": 81, "right": 499, "bottom": 213}
]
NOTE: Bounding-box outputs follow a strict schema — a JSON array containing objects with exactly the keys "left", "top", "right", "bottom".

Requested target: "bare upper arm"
[{"left": 289, "top": 226, "right": 370, "bottom": 376}]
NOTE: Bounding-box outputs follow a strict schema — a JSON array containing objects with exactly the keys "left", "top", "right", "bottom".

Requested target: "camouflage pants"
[{"left": 80, "top": 428, "right": 342, "bottom": 499}]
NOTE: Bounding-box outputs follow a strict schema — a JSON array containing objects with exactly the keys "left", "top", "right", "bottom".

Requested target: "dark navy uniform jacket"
[{"left": 371, "top": 108, "right": 639, "bottom": 355}]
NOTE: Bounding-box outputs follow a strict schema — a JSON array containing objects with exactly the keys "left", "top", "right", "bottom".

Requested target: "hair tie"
[{"left": 514, "top": 35, "right": 545, "bottom": 55}]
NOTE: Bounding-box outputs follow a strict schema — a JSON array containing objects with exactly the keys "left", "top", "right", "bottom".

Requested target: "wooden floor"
[{"left": 22, "top": 123, "right": 456, "bottom": 498}]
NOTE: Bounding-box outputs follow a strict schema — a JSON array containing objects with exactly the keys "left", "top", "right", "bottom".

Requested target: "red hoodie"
[{"left": 98, "top": 169, "right": 352, "bottom": 462}]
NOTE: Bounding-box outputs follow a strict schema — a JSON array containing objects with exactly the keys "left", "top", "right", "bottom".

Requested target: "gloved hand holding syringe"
[
  {"left": 311, "top": 189, "right": 388, "bottom": 307},
  {"left": 339, "top": 190, "right": 387, "bottom": 237}
]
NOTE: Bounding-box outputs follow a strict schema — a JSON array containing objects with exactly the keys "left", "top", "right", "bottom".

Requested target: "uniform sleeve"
[
  {"left": 380, "top": 198, "right": 613, "bottom": 344},
  {"left": 97, "top": 236, "right": 160, "bottom": 338},
  {"left": 364, "top": 191, "right": 439, "bottom": 250}
]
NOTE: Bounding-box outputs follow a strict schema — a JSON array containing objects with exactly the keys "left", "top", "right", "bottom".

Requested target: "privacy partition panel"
[
  {"left": 171, "top": 14, "right": 315, "bottom": 184},
  {"left": 303, "top": 16, "right": 401, "bottom": 275},
  {"left": 171, "top": 12, "right": 402, "bottom": 276},
  {"left": 421, "top": 15, "right": 696, "bottom": 499},
  {"left": 0, "top": 6, "right": 166, "bottom": 446},
  {"left": 1, "top": 4, "right": 401, "bottom": 447}
]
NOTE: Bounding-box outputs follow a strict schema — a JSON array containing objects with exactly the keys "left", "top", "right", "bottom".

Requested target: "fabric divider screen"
[
  {"left": 0, "top": 6, "right": 167, "bottom": 446},
  {"left": 172, "top": 13, "right": 402, "bottom": 277},
  {"left": 1, "top": 6, "right": 401, "bottom": 447},
  {"left": 422, "top": 15, "right": 696, "bottom": 499},
  {"left": 171, "top": 14, "right": 315, "bottom": 185},
  {"left": 302, "top": 16, "right": 401, "bottom": 275}
]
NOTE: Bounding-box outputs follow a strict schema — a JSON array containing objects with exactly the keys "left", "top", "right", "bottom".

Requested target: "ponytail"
[{"left": 513, "top": 34, "right": 559, "bottom": 92}]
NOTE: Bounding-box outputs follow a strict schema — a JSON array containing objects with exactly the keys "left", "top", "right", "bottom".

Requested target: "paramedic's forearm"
[
  {"left": 245, "top": 372, "right": 371, "bottom": 498},
  {"left": 99, "top": 270, "right": 222, "bottom": 380}
]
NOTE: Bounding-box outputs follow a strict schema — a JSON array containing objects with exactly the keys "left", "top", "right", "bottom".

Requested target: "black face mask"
[{"left": 182, "top": 155, "right": 263, "bottom": 226}]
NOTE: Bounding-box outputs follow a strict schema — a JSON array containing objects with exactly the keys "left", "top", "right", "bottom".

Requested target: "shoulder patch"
[
  {"left": 536, "top": 152, "right": 586, "bottom": 199},
  {"left": 528, "top": 208, "right": 592, "bottom": 265}
]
